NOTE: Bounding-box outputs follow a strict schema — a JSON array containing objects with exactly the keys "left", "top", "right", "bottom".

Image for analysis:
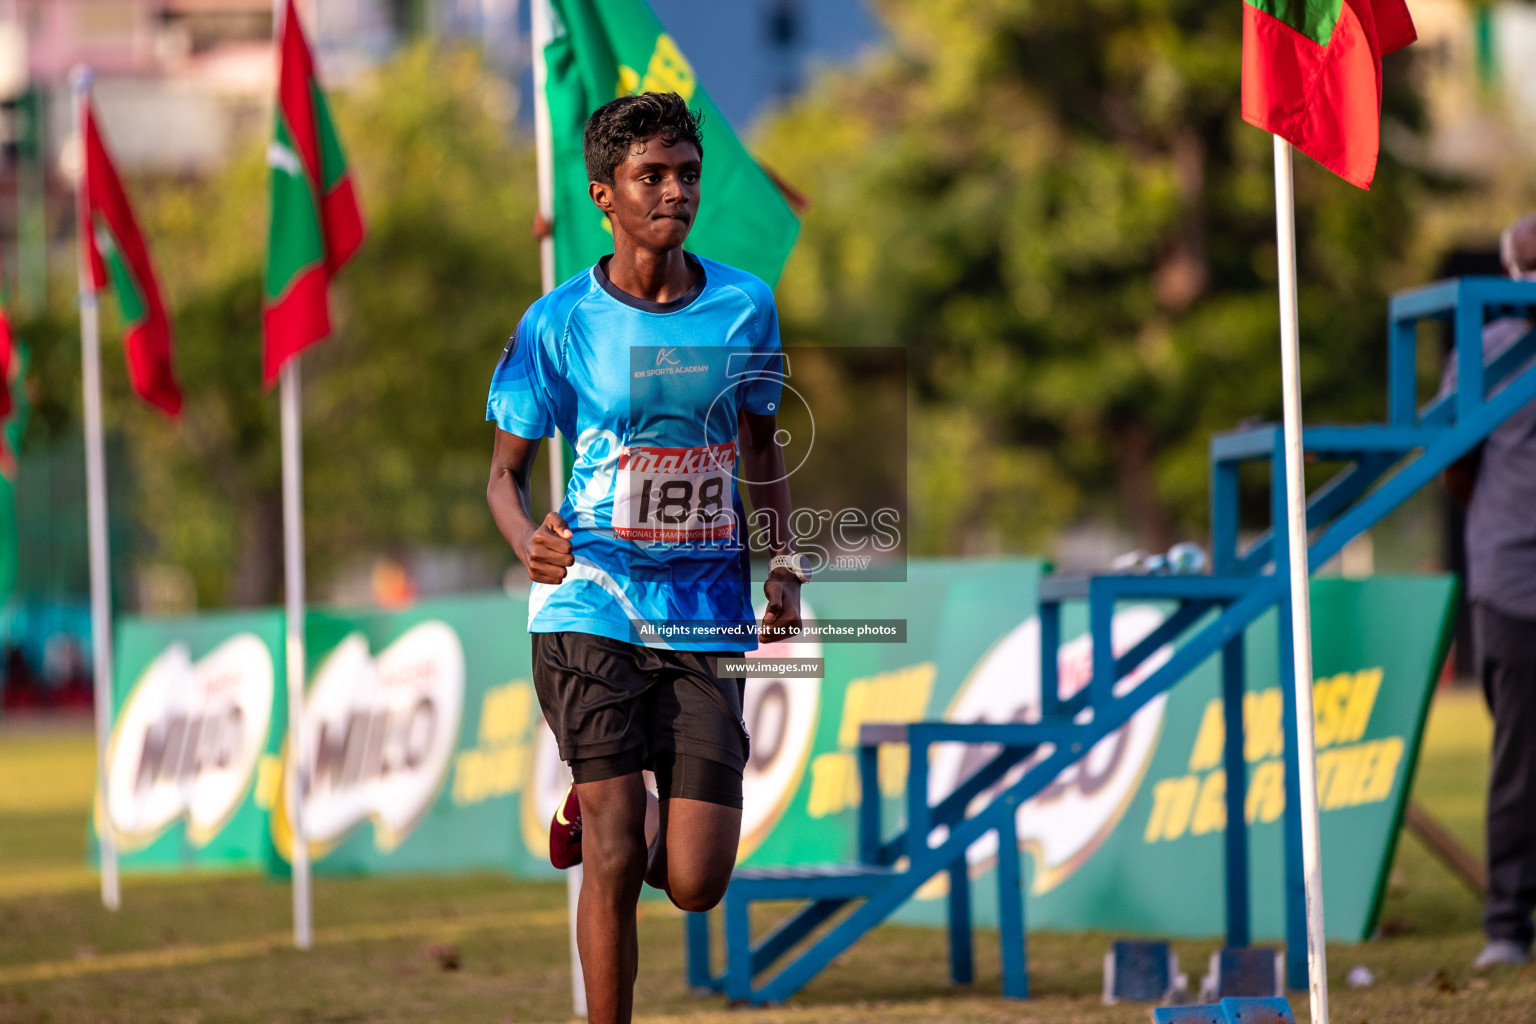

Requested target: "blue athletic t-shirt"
[{"left": 486, "top": 253, "right": 782, "bottom": 652}]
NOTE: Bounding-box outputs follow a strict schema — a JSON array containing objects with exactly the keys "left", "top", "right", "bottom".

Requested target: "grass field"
[{"left": 2, "top": 690, "right": 1532, "bottom": 1023}]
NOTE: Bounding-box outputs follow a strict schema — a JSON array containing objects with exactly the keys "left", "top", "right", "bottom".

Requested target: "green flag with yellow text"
[{"left": 543, "top": 0, "right": 800, "bottom": 286}]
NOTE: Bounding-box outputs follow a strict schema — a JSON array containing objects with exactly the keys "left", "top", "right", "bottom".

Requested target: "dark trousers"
[{"left": 1476, "top": 602, "right": 1536, "bottom": 947}]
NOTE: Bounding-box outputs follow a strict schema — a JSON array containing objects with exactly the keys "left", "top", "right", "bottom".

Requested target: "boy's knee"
[
  {"left": 584, "top": 826, "right": 648, "bottom": 884},
  {"left": 666, "top": 874, "right": 729, "bottom": 913}
]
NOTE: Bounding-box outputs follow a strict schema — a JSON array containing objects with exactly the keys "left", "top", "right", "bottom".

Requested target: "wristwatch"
[{"left": 769, "top": 552, "right": 810, "bottom": 583}]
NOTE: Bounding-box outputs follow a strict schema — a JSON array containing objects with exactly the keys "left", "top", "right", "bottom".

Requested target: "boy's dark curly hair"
[{"left": 583, "top": 92, "right": 704, "bottom": 185}]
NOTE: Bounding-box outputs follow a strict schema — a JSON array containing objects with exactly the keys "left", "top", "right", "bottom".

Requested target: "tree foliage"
[{"left": 756, "top": 0, "right": 1431, "bottom": 554}]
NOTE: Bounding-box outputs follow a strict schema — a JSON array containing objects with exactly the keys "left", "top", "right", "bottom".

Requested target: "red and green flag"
[
  {"left": 0, "top": 250, "right": 27, "bottom": 477},
  {"left": 263, "top": 0, "right": 364, "bottom": 385},
  {"left": 0, "top": 334, "right": 27, "bottom": 602},
  {"left": 0, "top": 257, "right": 15, "bottom": 459},
  {"left": 541, "top": 0, "right": 800, "bottom": 286},
  {"left": 0, "top": 253, "right": 30, "bottom": 602},
  {"left": 1241, "top": 0, "right": 1417, "bottom": 189},
  {"left": 80, "top": 99, "right": 183, "bottom": 417}
]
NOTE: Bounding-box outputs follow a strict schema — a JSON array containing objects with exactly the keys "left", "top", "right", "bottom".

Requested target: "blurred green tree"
[
  {"left": 756, "top": 0, "right": 1431, "bottom": 555},
  {"left": 25, "top": 45, "right": 540, "bottom": 607}
]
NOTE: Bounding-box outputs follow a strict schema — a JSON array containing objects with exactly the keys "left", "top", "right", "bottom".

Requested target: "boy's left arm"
[{"left": 739, "top": 408, "right": 802, "bottom": 643}]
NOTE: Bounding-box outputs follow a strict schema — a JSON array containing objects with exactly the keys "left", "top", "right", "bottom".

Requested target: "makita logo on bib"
[{"left": 621, "top": 441, "right": 736, "bottom": 475}]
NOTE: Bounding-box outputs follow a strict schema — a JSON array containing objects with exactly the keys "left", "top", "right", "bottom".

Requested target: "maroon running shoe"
[{"left": 549, "top": 784, "right": 582, "bottom": 869}]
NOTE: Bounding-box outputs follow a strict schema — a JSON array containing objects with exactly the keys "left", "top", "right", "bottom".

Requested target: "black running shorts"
[{"left": 531, "top": 630, "right": 750, "bottom": 780}]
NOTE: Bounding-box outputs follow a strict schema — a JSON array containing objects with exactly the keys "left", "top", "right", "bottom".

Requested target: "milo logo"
[
  {"left": 273, "top": 621, "right": 465, "bottom": 856},
  {"left": 104, "top": 633, "right": 275, "bottom": 849},
  {"left": 923, "top": 606, "right": 1171, "bottom": 896}
]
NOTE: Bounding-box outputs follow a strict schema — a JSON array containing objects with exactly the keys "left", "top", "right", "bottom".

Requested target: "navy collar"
[{"left": 595, "top": 253, "right": 706, "bottom": 313}]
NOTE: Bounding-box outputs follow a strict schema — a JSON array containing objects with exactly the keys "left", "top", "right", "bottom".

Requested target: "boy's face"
[{"left": 590, "top": 136, "right": 702, "bottom": 250}]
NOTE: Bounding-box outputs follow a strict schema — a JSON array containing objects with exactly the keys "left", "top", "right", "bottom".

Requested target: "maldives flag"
[
  {"left": 263, "top": 0, "right": 364, "bottom": 385},
  {"left": 0, "top": 263, "right": 13, "bottom": 442},
  {"left": 0, "top": 253, "right": 22, "bottom": 479},
  {"left": 0, "top": 258, "right": 28, "bottom": 600},
  {"left": 1242, "top": 0, "right": 1417, "bottom": 189},
  {"left": 542, "top": 0, "right": 800, "bottom": 286},
  {"left": 80, "top": 100, "right": 183, "bottom": 417},
  {"left": 0, "top": 333, "right": 26, "bottom": 603}
]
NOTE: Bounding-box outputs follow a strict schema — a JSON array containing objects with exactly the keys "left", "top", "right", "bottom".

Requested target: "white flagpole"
[
  {"left": 531, "top": 0, "right": 565, "bottom": 508},
  {"left": 532, "top": 0, "right": 555, "bottom": 301},
  {"left": 530, "top": 3, "right": 581, "bottom": 1016},
  {"left": 72, "top": 65, "right": 120, "bottom": 914},
  {"left": 274, "top": 0, "right": 313, "bottom": 952},
  {"left": 280, "top": 359, "right": 312, "bottom": 950},
  {"left": 1272, "top": 135, "right": 1329, "bottom": 1024}
]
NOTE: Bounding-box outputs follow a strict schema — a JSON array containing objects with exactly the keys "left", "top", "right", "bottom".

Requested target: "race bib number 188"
[{"left": 613, "top": 441, "right": 737, "bottom": 542}]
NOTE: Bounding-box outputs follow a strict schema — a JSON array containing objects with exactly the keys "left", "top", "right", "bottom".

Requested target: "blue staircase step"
[
  {"left": 1216, "top": 996, "right": 1296, "bottom": 1023},
  {"left": 1038, "top": 574, "right": 1258, "bottom": 603},
  {"left": 1153, "top": 1007, "right": 1224, "bottom": 1024},
  {"left": 1210, "top": 423, "right": 1438, "bottom": 464},
  {"left": 1152, "top": 998, "right": 1294, "bottom": 1024},
  {"left": 861, "top": 720, "right": 1080, "bottom": 746},
  {"left": 730, "top": 863, "right": 898, "bottom": 899}
]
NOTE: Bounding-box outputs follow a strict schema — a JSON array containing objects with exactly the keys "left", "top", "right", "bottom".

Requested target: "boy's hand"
[
  {"left": 522, "top": 512, "right": 575, "bottom": 584},
  {"left": 760, "top": 573, "right": 803, "bottom": 643}
]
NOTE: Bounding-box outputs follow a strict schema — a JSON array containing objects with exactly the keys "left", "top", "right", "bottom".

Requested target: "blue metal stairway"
[{"left": 685, "top": 277, "right": 1536, "bottom": 1004}]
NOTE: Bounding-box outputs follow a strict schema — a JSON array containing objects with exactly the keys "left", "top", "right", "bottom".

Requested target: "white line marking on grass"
[{"left": 0, "top": 908, "right": 568, "bottom": 985}]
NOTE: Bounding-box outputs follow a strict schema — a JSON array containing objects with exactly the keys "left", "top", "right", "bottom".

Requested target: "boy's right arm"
[{"left": 487, "top": 427, "right": 574, "bottom": 584}]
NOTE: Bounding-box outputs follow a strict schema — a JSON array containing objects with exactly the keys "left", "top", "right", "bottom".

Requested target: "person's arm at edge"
[
  {"left": 487, "top": 427, "right": 574, "bottom": 584},
  {"left": 739, "top": 408, "right": 802, "bottom": 643},
  {"left": 1443, "top": 447, "right": 1480, "bottom": 511}
]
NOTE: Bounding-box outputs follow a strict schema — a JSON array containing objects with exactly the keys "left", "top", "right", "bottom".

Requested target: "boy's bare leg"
[
  {"left": 574, "top": 773, "right": 649, "bottom": 1024},
  {"left": 644, "top": 796, "right": 742, "bottom": 912}
]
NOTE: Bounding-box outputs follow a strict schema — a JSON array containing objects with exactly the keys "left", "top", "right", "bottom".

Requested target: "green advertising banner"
[
  {"left": 267, "top": 594, "right": 549, "bottom": 877},
  {"left": 872, "top": 573, "right": 1456, "bottom": 942},
  {"left": 100, "top": 560, "right": 1454, "bottom": 944},
  {"left": 95, "top": 610, "right": 286, "bottom": 872},
  {"left": 509, "top": 561, "right": 1453, "bottom": 941},
  {"left": 267, "top": 595, "right": 537, "bottom": 878}
]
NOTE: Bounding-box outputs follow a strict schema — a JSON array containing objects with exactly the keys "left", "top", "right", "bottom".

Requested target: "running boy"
[{"left": 485, "top": 92, "right": 806, "bottom": 1023}]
